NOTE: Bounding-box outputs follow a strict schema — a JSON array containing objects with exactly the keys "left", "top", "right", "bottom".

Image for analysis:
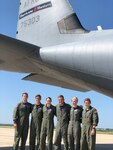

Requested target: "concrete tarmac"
[{"left": 0, "top": 127, "right": 113, "bottom": 150}]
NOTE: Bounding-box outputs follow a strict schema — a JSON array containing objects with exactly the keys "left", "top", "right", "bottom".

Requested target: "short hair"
[
  {"left": 58, "top": 95, "right": 64, "bottom": 100},
  {"left": 22, "top": 92, "right": 28, "bottom": 97},
  {"left": 35, "top": 94, "right": 41, "bottom": 99},
  {"left": 71, "top": 97, "right": 78, "bottom": 102},
  {"left": 46, "top": 97, "right": 52, "bottom": 102},
  {"left": 84, "top": 98, "right": 91, "bottom": 103}
]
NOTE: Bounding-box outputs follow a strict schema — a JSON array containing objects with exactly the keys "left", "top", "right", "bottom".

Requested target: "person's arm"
[
  {"left": 55, "top": 105, "right": 58, "bottom": 117},
  {"left": 13, "top": 105, "right": 19, "bottom": 128},
  {"left": 30, "top": 103, "right": 33, "bottom": 113},
  {"left": 91, "top": 108, "right": 99, "bottom": 135},
  {"left": 92, "top": 108, "right": 99, "bottom": 127},
  {"left": 68, "top": 104, "right": 71, "bottom": 121},
  {"left": 80, "top": 107, "right": 83, "bottom": 123}
]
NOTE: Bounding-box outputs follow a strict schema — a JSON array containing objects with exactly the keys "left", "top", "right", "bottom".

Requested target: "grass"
[
  {"left": 0, "top": 125, "right": 113, "bottom": 135},
  {"left": 97, "top": 131, "right": 113, "bottom": 135},
  {"left": 0, "top": 124, "right": 13, "bottom": 128}
]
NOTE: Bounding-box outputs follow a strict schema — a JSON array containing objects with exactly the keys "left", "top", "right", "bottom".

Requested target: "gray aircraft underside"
[{"left": 0, "top": 0, "right": 113, "bottom": 97}]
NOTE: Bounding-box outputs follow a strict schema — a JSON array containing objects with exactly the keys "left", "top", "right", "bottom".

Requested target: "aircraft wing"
[
  {"left": 0, "top": 34, "right": 89, "bottom": 92},
  {"left": 1, "top": 34, "right": 112, "bottom": 97},
  {"left": 22, "top": 73, "right": 89, "bottom": 92},
  {"left": 0, "top": 34, "right": 40, "bottom": 73}
]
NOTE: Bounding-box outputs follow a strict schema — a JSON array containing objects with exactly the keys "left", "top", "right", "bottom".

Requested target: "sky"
[{"left": 0, "top": 0, "right": 113, "bottom": 128}]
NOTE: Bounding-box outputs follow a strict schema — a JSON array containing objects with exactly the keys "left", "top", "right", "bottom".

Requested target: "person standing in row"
[
  {"left": 13, "top": 93, "right": 32, "bottom": 150},
  {"left": 81, "top": 98, "right": 99, "bottom": 150},
  {"left": 29, "top": 94, "right": 44, "bottom": 150},
  {"left": 54, "top": 95, "right": 71, "bottom": 150},
  {"left": 40, "top": 97, "right": 56, "bottom": 150},
  {"left": 68, "top": 97, "right": 83, "bottom": 150}
]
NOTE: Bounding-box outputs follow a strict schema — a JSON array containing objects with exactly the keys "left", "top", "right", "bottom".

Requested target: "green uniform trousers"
[
  {"left": 29, "top": 104, "right": 43, "bottom": 150},
  {"left": 13, "top": 122, "right": 29, "bottom": 150},
  {"left": 81, "top": 125, "right": 96, "bottom": 150},
  {"left": 29, "top": 123, "right": 42, "bottom": 150},
  {"left": 54, "top": 123, "right": 68, "bottom": 150},
  {"left": 68, "top": 121, "right": 81, "bottom": 150},
  {"left": 40, "top": 121, "right": 54, "bottom": 150},
  {"left": 40, "top": 105, "right": 55, "bottom": 150}
]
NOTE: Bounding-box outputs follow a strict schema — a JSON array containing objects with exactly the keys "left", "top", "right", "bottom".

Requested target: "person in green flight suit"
[
  {"left": 68, "top": 97, "right": 83, "bottom": 150},
  {"left": 54, "top": 95, "right": 71, "bottom": 150},
  {"left": 81, "top": 98, "right": 99, "bottom": 150},
  {"left": 13, "top": 92, "right": 32, "bottom": 150},
  {"left": 29, "top": 94, "right": 44, "bottom": 150},
  {"left": 40, "top": 97, "right": 56, "bottom": 150}
]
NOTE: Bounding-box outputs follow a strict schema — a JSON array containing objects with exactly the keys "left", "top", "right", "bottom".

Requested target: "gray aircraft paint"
[
  {"left": 17, "top": 0, "right": 86, "bottom": 47},
  {"left": 40, "top": 30, "right": 113, "bottom": 80},
  {"left": 0, "top": 0, "right": 113, "bottom": 97}
]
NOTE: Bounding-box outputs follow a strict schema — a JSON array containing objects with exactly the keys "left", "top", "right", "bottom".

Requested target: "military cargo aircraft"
[{"left": 0, "top": 0, "right": 113, "bottom": 97}]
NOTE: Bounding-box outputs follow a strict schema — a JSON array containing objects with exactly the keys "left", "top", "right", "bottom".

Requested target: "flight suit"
[
  {"left": 54, "top": 103, "right": 71, "bottom": 150},
  {"left": 13, "top": 102, "right": 32, "bottom": 150},
  {"left": 81, "top": 106, "right": 99, "bottom": 150},
  {"left": 40, "top": 105, "right": 56, "bottom": 150},
  {"left": 29, "top": 103, "right": 44, "bottom": 150},
  {"left": 68, "top": 105, "right": 83, "bottom": 150}
]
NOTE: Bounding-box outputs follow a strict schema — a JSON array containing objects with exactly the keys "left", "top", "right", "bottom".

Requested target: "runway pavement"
[{"left": 0, "top": 127, "right": 113, "bottom": 150}]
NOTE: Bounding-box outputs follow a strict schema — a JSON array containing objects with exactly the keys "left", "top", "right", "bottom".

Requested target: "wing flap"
[{"left": 23, "top": 73, "right": 88, "bottom": 92}]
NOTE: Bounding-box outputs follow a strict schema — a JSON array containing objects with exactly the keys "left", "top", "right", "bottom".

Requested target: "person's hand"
[
  {"left": 13, "top": 123, "right": 17, "bottom": 128},
  {"left": 91, "top": 128, "right": 95, "bottom": 136}
]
